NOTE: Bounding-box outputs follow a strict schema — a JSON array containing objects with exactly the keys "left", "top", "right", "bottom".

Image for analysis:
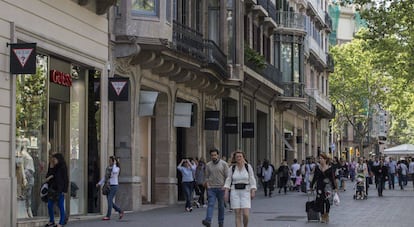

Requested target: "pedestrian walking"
[
  {"left": 386, "top": 157, "right": 397, "bottom": 189},
  {"left": 356, "top": 158, "right": 370, "bottom": 195},
  {"left": 96, "top": 156, "right": 124, "bottom": 220},
  {"left": 202, "top": 148, "right": 228, "bottom": 227},
  {"left": 177, "top": 158, "right": 197, "bottom": 212},
  {"left": 256, "top": 160, "right": 263, "bottom": 190},
  {"left": 277, "top": 160, "right": 290, "bottom": 194},
  {"left": 195, "top": 158, "right": 207, "bottom": 207},
  {"left": 45, "top": 153, "right": 69, "bottom": 227},
  {"left": 397, "top": 161, "right": 408, "bottom": 190},
  {"left": 261, "top": 159, "right": 275, "bottom": 197},
  {"left": 290, "top": 159, "right": 301, "bottom": 191},
  {"left": 408, "top": 158, "right": 414, "bottom": 189},
  {"left": 374, "top": 160, "right": 388, "bottom": 197},
  {"left": 310, "top": 152, "right": 337, "bottom": 224},
  {"left": 224, "top": 150, "right": 257, "bottom": 227}
]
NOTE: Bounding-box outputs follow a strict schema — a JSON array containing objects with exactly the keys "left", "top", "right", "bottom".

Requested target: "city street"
[{"left": 68, "top": 180, "right": 414, "bottom": 227}]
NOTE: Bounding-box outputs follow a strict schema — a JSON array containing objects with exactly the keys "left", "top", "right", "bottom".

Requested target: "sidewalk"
[{"left": 68, "top": 180, "right": 414, "bottom": 227}]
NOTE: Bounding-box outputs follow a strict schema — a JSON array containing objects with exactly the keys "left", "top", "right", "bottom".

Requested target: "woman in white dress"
[{"left": 224, "top": 150, "right": 257, "bottom": 227}]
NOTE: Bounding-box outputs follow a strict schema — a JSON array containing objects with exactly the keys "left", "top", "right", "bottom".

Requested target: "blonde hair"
[{"left": 232, "top": 150, "right": 247, "bottom": 164}]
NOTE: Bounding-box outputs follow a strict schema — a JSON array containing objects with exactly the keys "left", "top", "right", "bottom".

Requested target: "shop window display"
[
  {"left": 16, "top": 53, "right": 101, "bottom": 221},
  {"left": 16, "top": 54, "right": 49, "bottom": 218}
]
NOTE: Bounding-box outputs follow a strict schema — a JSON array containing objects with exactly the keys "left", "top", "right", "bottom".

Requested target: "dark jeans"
[
  {"left": 106, "top": 185, "right": 122, "bottom": 217},
  {"left": 263, "top": 180, "right": 272, "bottom": 196},
  {"left": 399, "top": 175, "right": 407, "bottom": 189},
  {"left": 388, "top": 173, "right": 395, "bottom": 189},
  {"left": 197, "top": 184, "right": 206, "bottom": 205},
  {"left": 48, "top": 193, "right": 65, "bottom": 225},
  {"left": 204, "top": 187, "right": 225, "bottom": 224},
  {"left": 182, "top": 182, "right": 194, "bottom": 209},
  {"left": 377, "top": 178, "right": 385, "bottom": 196},
  {"left": 279, "top": 177, "right": 288, "bottom": 193}
]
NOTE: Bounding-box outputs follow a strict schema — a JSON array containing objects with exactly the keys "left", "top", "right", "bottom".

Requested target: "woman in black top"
[
  {"left": 311, "top": 152, "right": 337, "bottom": 223},
  {"left": 45, "top": 153, "right": 69, "bottom": 227},
  {"left": 374, "top": 160, "right": 388, "bottom": 197}
]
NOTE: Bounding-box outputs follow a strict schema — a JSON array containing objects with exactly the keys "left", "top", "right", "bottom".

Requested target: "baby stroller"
[{"left": 353, "top": 173, "right": 367, "bottom": 200}]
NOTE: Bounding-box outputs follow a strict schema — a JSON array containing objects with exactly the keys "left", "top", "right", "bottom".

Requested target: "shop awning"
[{"left": 275, "top": 126, "right": 294, "bottom": 151}]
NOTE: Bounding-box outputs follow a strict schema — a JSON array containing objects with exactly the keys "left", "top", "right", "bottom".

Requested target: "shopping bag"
[{"left": 333, "top": 192, "right": 340, "bottom": 206}]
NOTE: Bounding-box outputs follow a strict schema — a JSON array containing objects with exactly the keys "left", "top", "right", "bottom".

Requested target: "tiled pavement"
[{"left": 68, "top": 180, "right": 414, "bottom": 227}]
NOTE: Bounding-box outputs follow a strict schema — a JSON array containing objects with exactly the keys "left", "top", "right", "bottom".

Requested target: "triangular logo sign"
[
  {"left": 13, "top": 48, "right": 34, "bottom": 67},
  {"left": 111, "top": 81, "right": 127, "bottom": 96}
]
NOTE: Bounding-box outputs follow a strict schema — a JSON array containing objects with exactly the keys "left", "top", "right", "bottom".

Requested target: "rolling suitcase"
[{"left": 305, "top": 194, "right": 320, "bottom": 222}]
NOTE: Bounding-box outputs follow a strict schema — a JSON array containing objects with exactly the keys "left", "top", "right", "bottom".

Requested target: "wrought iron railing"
[
  {"left": 245, "top": 60, "right": 283, "bottom": 88},
  {"left": 172, "top": 21, "right": 205, "bottom": 62},
  {"left": 204, "top": 40, "right": 228, "bottom": 78},
  {"left": 257, "top": 0, "right": 277, "bottom": 22},
  {"left": 172, "top": 21, "right": 229, "bottom": 78},
  {"left": 282, "top": 82, "right": 305, "bottom": 98},
  {"left": 305, "top": 94, "right": 317, "bottom": 114}
]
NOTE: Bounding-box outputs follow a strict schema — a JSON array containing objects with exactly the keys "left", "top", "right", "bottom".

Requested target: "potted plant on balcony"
[{"left": 244, "top": 44, "right": 266, "bottom": 71}]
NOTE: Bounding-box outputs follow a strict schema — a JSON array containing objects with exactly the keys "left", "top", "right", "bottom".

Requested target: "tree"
[
  {"left": 329, "top": 37, "right": 389, "bottom": 156},
  {"left": 16, "top": 55, "right": 47, "bottom": 137},
  {"left": 337, "top": 0, "right": 414, "bottom": 145}
]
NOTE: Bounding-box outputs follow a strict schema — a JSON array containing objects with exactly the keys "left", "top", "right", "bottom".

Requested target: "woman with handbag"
[
  {"left": 44, "top": 153, "right": 69, "bottom": 227},
  {"left": 96, "top": 156, "right": 124, "bottom": 220},
  {"left": 310, "top": 152, "right": 337, "bottom": 223},
  {"left": 224, "top": 150, "right": 257, "bottom": 227}
]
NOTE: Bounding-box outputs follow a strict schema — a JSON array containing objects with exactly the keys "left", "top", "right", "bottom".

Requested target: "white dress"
[{"left": 224, "top": 164, "right": 257, "bottom": 209}]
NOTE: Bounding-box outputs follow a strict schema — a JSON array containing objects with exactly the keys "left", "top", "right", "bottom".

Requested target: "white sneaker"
[{"left": 202, "top": 204, "right": 207, "bottom": 208}]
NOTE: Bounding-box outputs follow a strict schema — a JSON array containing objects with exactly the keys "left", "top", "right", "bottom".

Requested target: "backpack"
[
  {"left": 280, "top": 166, "right": 289, "bottom": 177},
  {"left": 232, "top": 163, "right": 249, "bottom": 174},
  {"left": 231, "top": 163, "right": 250, "bottom": 186}
]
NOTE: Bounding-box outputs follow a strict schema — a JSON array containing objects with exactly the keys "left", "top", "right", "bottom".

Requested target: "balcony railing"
[
  {"left": 257, "top": 0, "right": 277, "bottom": 22},
  {"left": 204, "top": 40, "right": 228, "bottom": 78},
  {"left": 245, "top": 60, "right": 283, "bottom": 88},
  {"left": 309, "top": 37, "right": 327, "bottom": 64},
  {"left": 308, "top": 0, "right": 326, "bottom": 24},
  {"left": 275, "top": 11, "right": 306, "bottom": 31},
  {"left": 172, "top": 21, "right": 228, "bottom": 78},
  {"left": 304, "top": 93, "right": 317, "bottom": 114},
  {"left": 172, "top": 21, "right": 205, "bottom": 62},
  {"left": 305, "top": 88, "right": 332, "bottom": 113},
  {"left": 282, "top": 82, "right": 305, "bottom": 98}
]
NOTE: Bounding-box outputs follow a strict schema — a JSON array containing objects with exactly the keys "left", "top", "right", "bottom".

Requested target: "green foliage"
[
  {"left": 336, "top": 0, "right": 414, "bottom": 144},
  {"left": 244, "top": 44, "right": 266, "bottom": 70},
  {"left": 16, "top": 55, "right": 47, "bottom": 137},
  {"left": 329, "top": 37, "right": 389, "bottom": 143}
]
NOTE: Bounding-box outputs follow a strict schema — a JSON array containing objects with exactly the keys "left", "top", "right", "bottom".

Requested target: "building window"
[
  {"left": 281, "top": 43, "right": 292, "bottom": 82},
  {"left": 166, "top": 0, "right": 171, "bottom": 22},
  {"left": 275, "top": 34, "right": 304, "bottom": 83},
  {"left": 131, "top": 0, "right": 158, "bottom": 16},
  {"left": 16, "top": 54, "right": 48, "bottom": 219},
  {"left": 293, "top": 43, "right": 300, "bottom": 83},
  {"left": 208, "top": 1, "right": 220, "bottom": 43}
]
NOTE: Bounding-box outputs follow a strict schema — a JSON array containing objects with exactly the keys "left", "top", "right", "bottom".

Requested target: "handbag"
[
  {"left": 47, "top": 187, "right": 60, "bottom": 201},
  {"left": 102, "top": 182, "right": 110, "bottom": 195},
  {"left": 234, "top": 183, "right": 247, "bottom": 190},
  {"left": 333, "top": 192, "right": 340, "bottom": 206}
]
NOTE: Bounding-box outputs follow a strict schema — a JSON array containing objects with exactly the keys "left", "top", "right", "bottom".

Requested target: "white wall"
[{"left": 0, "top": 0, "right": 109, "bottom": 226}]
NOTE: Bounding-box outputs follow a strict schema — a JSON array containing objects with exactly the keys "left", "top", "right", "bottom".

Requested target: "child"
[{"left": 295, "top": 169, "right": 302, "bottom": 191}]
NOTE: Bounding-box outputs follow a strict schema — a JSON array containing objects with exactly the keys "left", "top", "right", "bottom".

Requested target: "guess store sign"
[{"left": 50, "top": 69, "right": 72, "bottom": 87}]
